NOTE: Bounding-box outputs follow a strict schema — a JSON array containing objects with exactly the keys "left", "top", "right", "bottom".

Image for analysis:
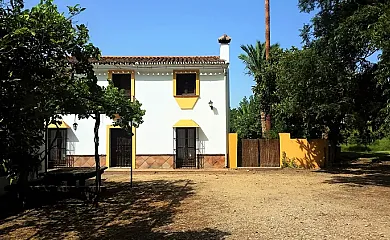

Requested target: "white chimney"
[{"left": 218, "top": 34, "right": 231, "bottom": 63}]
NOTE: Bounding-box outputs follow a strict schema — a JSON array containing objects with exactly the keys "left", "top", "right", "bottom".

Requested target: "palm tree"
[{"left": 238, "top": 41, "right": 280, "bottom": 137}]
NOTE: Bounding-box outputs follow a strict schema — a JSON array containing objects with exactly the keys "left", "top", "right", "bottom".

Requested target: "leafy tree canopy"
[
  {"left": 0, "top": 0, "right": 145, "bottom": 181},
  {"left": 235, "top": 0, "right": 390, "bottom": 152},
  {"left": 272, "top": 0, "right": 390, "bottom": 145}
]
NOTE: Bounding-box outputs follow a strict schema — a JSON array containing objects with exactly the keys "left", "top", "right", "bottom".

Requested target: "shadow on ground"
[
  {"left": 318, "top": 152, "right": 390, "bottom": 187},
  {"left": 0, "top": 179, "right": 230, "bottom": 240}
]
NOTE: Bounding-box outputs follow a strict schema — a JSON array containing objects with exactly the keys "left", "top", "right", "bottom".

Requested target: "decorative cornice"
[
  {"left": 94, "top": 66, "right": 225, "bottom": 77},
  {"left": 95, "top": 71, "right": 223, "bottom": 76}
]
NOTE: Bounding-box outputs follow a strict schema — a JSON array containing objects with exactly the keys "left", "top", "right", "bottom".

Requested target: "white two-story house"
[{"left": 45, "top": 34, "right": 232, "bottom": 170}]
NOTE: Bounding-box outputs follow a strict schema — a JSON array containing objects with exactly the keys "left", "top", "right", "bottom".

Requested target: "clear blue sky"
[{"left": 26, "top": 0, "right": 313, "bottom": 108}]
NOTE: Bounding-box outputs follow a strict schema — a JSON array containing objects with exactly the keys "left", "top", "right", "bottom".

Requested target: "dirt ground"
[{"left": 0, "top": 162, "right": 389, "bottom": 239}]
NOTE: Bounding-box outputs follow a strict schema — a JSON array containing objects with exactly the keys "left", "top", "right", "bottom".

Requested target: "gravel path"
[{"left": 0, "top": 164, "right": 389, "bottom": 239}]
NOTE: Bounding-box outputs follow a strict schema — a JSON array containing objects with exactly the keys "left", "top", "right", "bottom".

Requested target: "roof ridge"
[{"left": 81, "top": 56, "right": 226, "bottom": 65}]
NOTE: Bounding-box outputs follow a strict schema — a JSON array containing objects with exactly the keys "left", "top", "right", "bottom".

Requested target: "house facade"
[{"left": 46, "top": 34, "right": 232, "bottom": 170}]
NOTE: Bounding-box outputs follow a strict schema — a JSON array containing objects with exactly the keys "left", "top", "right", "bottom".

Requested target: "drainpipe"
[{"left": 224, "top": 67, "right": 230, "bottom": 168}]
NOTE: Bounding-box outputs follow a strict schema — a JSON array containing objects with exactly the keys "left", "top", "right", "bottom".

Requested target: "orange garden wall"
[{"left": 279, "top": 133, "right": 328, "bottom": 169}]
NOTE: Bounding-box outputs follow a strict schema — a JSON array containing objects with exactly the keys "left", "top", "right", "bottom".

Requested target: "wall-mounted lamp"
[
  {"left": 208, "top": 100, "right": 214, "bottom": 110},
  {"left": 73, "top": 114, "right": 78, "bottom": 131},
  {"left": 73, "top": 122, "right": 78, "bottom": 131}
]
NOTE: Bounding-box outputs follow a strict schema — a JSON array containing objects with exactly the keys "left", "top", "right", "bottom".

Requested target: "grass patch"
[
  {"left": 340, "top": 151, "right": 390, "bottom": 163},
  {"left": 342, "top": 138, "right": 390, "bottom": 153}
]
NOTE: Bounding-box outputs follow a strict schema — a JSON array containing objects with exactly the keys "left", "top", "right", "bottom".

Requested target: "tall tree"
[
  {"left": 238, "top": 41, "right": 282, "bottom": 138},
  {"left": 0, "top": 0, "right": 145, "bottom": 195},
  {"left": 276, "top": 47, "right": 353, "bottom": 141},
  {"left": 295, "top": 0, "right": 390, "bottom": 162}
]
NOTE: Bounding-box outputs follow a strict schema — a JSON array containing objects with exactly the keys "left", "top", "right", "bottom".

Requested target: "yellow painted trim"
[
  {"left": 174, "top": 97, "right": 199, "bottom": 109},
  {"left": 228, "top": 133, "right": 238, "bottom": 168},
  {"left": 173, "top": 119, "right": 200, "bottom": 128},
  {"left": 48, "top": 120, "right": 70, "bottom": 129},
  {"left": 106, "top": 70, "right": 136, "bottom": 168},
  {"left": 106, "top": 125, "right": 136, "bottom": 169},
  {"left": 173, "top": 70, "right": 200, "bottom": 109}
]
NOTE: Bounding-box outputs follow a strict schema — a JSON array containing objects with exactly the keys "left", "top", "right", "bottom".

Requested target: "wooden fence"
[{"left": 239, "top": 139, "right": 280, "bottom": 167}]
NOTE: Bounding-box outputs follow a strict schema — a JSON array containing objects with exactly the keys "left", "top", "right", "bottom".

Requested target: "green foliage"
[
  {"left": 265, "top": 1, "right": 389, "bottom": 146},
  {"left": 232, "top": 1, "right": 390, "bottom": 165},
  {"left": 234, "top": 1, "right": 390, "bottom": 162},
  {"left": 0, "top": 0, "right": 145, "bottom": 182},
  {"left": 370, "top": 138, "right": 390, "bottom": 152},
  {"left": 342, "top": 137, "right": 390, "bottom": 153},
  {"left": 281, "top": 152, "right": 299, "bottom": 169},
  {"left": 341, "top": 144, "right": 371, "bottom": 153},
  {"left": 275, "top": 47, "right": 351, "bottom": 141},
  {"left": 297, "top": 0, "right": 390, "bottom": 141},
  {"left": 238, "top": 41, "right": 282, "bottom": 112},
  {"left": 102, "top": 84, "right": 145, "bottom": 132},
  {"left": 230, "top": 95, "right": 262, "bottom": 139},
  {"left": 263, "top": 129, "right": 279, "bottom": 140},
  {"left": 238, "top": 41, "right": 283, "bottom": 136},
  {"left": 1, "top": 0, "right": 84, "bottom": 180}
]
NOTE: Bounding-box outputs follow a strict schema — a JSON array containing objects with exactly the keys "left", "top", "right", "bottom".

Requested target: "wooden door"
[
  {"left": 259, "top": 139, "right": 280, "bottom": 167},
  {"left": 241, "top": 139, "right": 260, "bottom": 167}
]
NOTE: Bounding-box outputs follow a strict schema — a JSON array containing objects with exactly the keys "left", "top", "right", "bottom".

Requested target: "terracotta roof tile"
[{"left": 89, "top": 56, "right": 226, "bottom": 65}]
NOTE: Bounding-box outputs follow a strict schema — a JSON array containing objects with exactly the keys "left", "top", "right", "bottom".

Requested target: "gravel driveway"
[{"left": 0, "top": 163, "right": 389, "bottom": 239}]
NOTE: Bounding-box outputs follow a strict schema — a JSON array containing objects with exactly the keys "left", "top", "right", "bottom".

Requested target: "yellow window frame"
[{"left": 173, "top": 70, "right": 200, "bottom": 109}]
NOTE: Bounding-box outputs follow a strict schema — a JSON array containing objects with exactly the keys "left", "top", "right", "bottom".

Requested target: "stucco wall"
[
  {"left": 279, "top": 133, "right": 328, "bottom": 169},
  {"left": 59, "top": 67, "right": 228, "bottom": 157},
  {"left": 60, "top": 114, "right": 111, "bottom": 156},
  {"left": 135, "top": 69, "right": 227, "bottom": 155}
]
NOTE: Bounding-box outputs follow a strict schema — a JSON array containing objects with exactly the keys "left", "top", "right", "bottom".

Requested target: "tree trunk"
[
  {"left": 328, "top": 138, "right": 337, "bottom": 168},
  {"left": 265, "top": 0, "right": 270, "bottom": 60},
  {"left": 327, "top": 126, "right": 341, "bottom": 167},
  {"left": 44, "top": 121, "right": 48, "bottom": 173},
  {"left": 261, "top": 111, "right": 267, "bottom": 138},
  {"left": 93, "top": 112, "right": 101, "bottom": 206},
  {"left": 264, "top": 0, "right": 271, "bottom": 136},
  {"left": 17, "top": 154, "right": 30, "bottom": 209},
  {"left": 265, "top": 113, "right": 271, "bottom": 132}
]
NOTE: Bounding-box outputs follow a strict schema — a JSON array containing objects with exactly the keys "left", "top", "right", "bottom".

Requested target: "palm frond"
[
  {"left": 239, "top": 41, "right": 281, "bottom": 79},
  {"left": 239, "top": 41, "right": 267, "bottom": 77}
]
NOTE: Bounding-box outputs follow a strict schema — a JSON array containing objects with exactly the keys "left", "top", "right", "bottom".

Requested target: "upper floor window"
[
  {"left": 112, "top": 74, "right": 131, "bottom": 98},
  {"left": 176, "top": 73, "right": 197, "bottom": 96}
]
